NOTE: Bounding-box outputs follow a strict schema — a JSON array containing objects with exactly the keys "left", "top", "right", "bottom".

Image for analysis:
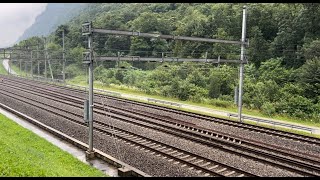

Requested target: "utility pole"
[
  {"left": 24, "top": 61, "right": 27, "bottom": 77},
  {"left": 37, "top": 45, "right": 40, "bottom": 77},
  {"left": 31, "top": 51, "right": 33, "bottom": 78},
  {"left": 8, "top": 51, "right": 11, "bottom": 75},
  {"left": 82, "top": 21, "right": 95, "bottom": 159},
  {"left": 238, "top": 6, "right": 247, "bottom": 123},
  {"left": 48, "top": 56, "right": 54, "bottom": 79},
  {"left": 62, "top": 29, "right": 66, "bottom": 82},
  {"left": 44, "top": 38, "right": 47, "bottom": 79},
  {"left": 19, "top": 59, "right": 22, "bottom": 74},
  {"left": 4, "top": 49, "right": 9, "bottom": 75},
  {"left": 47, "top": 37, "right": 54, "bottom": 80}
]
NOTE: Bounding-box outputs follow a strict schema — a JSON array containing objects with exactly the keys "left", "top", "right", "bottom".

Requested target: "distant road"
[{"left": 2, "top": 58, "right": 17, "bottom": 75}]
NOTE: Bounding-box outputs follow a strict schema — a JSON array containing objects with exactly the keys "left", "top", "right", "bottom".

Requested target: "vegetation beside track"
[
  {"left": 67, "top": 75, "right": 320, "bottom": 130},
  {"left": 0, "top": 60, "right": 7, "bottom": 75},
  {"left": 0, "top": 113, "right": 106, "bottom": 177}
]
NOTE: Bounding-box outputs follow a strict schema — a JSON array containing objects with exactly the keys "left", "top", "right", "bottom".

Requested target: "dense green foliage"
[
  {"left": 12, "top": 3, "right": 320, "bottom": 122},
  {"left": 0, "top": 113, "right": 106, "bottom": 177}
]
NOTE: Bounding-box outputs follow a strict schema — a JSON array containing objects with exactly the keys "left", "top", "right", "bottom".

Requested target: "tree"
[
  {"left": 258, "top": 58, "right": 292, "bottom": 85},
  {"left": 298, "top": 58, "right": 320, "bottom": 101},
  {"left": 302, "top": 40, "right": 320, "bottom": 60},
  {"left": 247, "top": 26, "right": 270, "bottom": 67}
]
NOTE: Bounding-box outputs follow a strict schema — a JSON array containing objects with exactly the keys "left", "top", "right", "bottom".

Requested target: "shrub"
[
  {"left": 190, "top": 94, "right": 205, "bottom": 103},
  {"left": 261, "top": 102, "right": 276, "bottom": 116}
]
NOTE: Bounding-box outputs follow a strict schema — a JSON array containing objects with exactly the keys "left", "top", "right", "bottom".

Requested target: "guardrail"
[
  {"left": 227, "top": 113, "right": 318, "bottom": 134},
  {"left": 147, "top": 98, "right": 181, "bottom": 108},
  {"left": 94, "top": 88, "right": 121, "bottom": 97}
]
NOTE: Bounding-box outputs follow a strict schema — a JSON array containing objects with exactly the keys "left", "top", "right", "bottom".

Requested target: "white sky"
[{"left": 0, "top": 3, "right": 47, "bottom": 48}]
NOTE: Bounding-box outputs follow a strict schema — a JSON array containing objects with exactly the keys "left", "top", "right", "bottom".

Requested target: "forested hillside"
[
  {"left": 16, "top": 3, "right": 86, "bottom": 42},
  {"left": 13, "top": 3, "right": 320, "bottom": 122}
]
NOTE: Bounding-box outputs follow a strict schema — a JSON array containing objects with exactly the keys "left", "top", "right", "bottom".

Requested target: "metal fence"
[
  {"left": 228, "top": 113, "right": 318, "bottom": 134},
  {"left": 147, "top": 98, "right": 182, "bottom": 108}
]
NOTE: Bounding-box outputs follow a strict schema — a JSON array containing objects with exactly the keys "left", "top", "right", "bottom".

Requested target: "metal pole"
[
  {"left": 62, "top": 29, "right": 66, "bottom": 82},
  {"left": 238, "top": 6, "right": 247, "bottom": 123},
  {"left": 87, "top": 25, "right": 95, "bottom": 158},
  {"left": 31, "top": 51, "right": 33, "bottom": 78},
  {"left": 19, "top": 60, "right": 21, "bottom": 73},
  {"left": 37, "top": 45, "right": 40, "bottom": 77},
  {"left": 25, "top": 61, "right": 27, "bottom": 77},
  {"left": 38, "top": 61, "right": 40, "bottom": 77},
  {"left": 44, "top": 38, "right": 47, "bottom": 79},
  {"left": 4, "top": 50, "right": 9, "bottom": 75},
  {"left": 8, "top": 52, "right": 11, "bottom": 75},
  {"left": 48, "top": 58, "right": 53, "bottom": 79},
  {"left": 45, "top": 59, "right": 47, "bottom": 79}
]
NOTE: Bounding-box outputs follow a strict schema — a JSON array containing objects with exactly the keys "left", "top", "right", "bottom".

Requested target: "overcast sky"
[{"left": 0, "top": 3, "right": 47, "bottom": 48}]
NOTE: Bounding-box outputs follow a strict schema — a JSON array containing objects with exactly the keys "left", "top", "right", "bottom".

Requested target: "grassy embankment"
[
  {"left": 0, "top": 59, "right": 23, "bottom": 76},
  {"left": 9, "top": 63, "right": 23, "bottom": 76},
  {"left": 0, "top": 113, "right": 107, "bottom": 177},
  {"left": 0, "top": 60, "right": 8, "bottom": 74}
]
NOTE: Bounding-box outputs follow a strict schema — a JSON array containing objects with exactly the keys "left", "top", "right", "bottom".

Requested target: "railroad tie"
[
  {"left": 167, "top": 150, "right": 178, "bottom": 155},
  {"left": 150, "top": 144, "right": 161, "bottom": 149},
  {"left": 173, "top": 152, "right": 184, "bottom": 157},
  {"left": 162, "top": 148, "right": 172, "bottom": 153},
  {"left": 224, "top": 171, "right": 236, "bottom": 176},
  {"left": 200, "top": 162, "right": 211, "bottom": 167},
  {"left": 180, "top": 155, "right": 190, "bottom": 159},
  {"left": 147, "top": 143, "right": 156, "bottom": 147},
  {"left": 156, "top": 146, "right": 166, "bottom": 151},
  {"left": 216, "top": 168, "right": 227, "bottom": 173},
  {"left": 136, "top": 139, "right": 146, "bottom": 143},
  {"left": 133, "top": 137, "right": 142, "bottom": 141},
  {"left": 193, "top": 159, "right": 204, "bottom": 164},
  {"left": 208, "top": 165, "right": 219, "bottom": 170},
  {"left": 186, "top": 157, "right": 197, "bottom": 162}
]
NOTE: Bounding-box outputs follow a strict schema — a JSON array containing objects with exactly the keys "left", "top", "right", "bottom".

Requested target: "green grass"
[
  {"left": 0, "top": 113, "right": 107, "bottom": 177},
  {"left": 0, "top": 60, "right": 8, "bottom": 75},
  {"left": 10, "top": 63, "right": 24, "bottom": 76},
  {"left": 67, "top": 75, "right": 320, "bottom": 129},
  {"left": 0, "top": 59, "right": 24, "bottom": 76}
]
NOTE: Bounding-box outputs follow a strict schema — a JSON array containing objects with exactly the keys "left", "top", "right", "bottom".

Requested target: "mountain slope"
[{"left": 16, "top": 3, "right": 87, "bottom": 43}]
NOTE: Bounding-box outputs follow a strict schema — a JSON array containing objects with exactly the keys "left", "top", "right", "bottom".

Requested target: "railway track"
[
  {"left": 0, "top": 83, "right": 256, "bottom": 177},
  {"left": 1, "top": 75, "right": 320, "bottom": 176},
  {"left": 3, "top": 75, "right": 320, "bottom": 147}
]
